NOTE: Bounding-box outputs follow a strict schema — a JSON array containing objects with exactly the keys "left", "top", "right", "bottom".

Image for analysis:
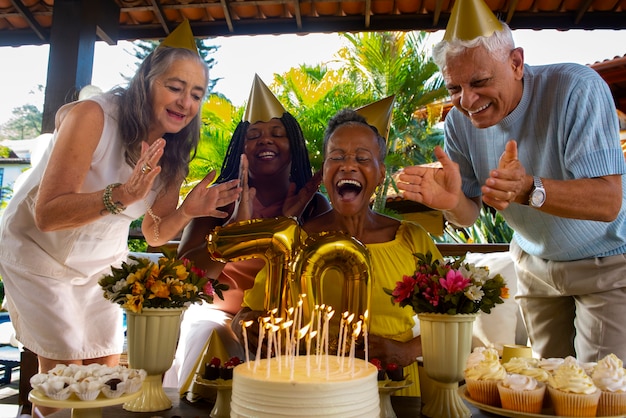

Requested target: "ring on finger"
[
  {"left": 141, "top": 163, "right": 153, "bottom": 174},
  {"left": 507, "top": 191, "right": 513, "bottom": 200}
]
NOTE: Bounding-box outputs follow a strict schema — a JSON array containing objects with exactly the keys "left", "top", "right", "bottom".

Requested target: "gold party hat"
[
  {"left": 179, "top": 330, "right": 230, "bottom": 396},
  {"left": 443, "top": 0, "right": 503, "bottom": 42},
  {"left": 355, "top": 95, "right": 395, "bottom": 139},
  {"left": 158, "top": 19, "right": 199, "bottom": 55},
  {"left": 243, "top": 74, "right": 286, "bottom": 123}
]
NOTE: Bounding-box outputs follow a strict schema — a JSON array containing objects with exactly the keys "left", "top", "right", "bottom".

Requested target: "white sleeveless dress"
[{"left": 0, "top": 93, "right": 158, "bottom": 360}]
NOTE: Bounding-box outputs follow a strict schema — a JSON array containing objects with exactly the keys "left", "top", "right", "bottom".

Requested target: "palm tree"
[{"left": 273, "top": 65, "right": 372, "bottom": 171}]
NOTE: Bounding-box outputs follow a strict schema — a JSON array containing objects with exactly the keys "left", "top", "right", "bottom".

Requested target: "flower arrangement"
[
  {"left": 99, "top": 248, "right": 228, "bottom": 313},
  {"left": 385, "top": 251, "right": 508, "bottom": 315}
]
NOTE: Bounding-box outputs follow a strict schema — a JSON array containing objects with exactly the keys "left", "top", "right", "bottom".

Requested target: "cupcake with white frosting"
[
  {"left": 547, "top": 357, "right": 600, "bottom": 417},
  {"left": 592, "top": 353, "right": 626, "bottom": 416},
  {"left": 497, "top": 373, "right": 546, "bottom": 414},
  {"left": 464, "top": 347, "right": 507, "bottom": 406}
]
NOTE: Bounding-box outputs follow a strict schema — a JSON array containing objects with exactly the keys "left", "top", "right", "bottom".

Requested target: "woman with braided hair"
[{"left": 163, "top": 75, "right": 329, "bottom": 398}]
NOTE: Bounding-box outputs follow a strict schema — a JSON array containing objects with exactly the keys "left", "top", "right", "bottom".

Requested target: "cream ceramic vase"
[
  {"left": 123, "top": 307, "right": 185, "bottom": 412},
  {"left": 418, "top": 312, "right": 477, "bottom": 418}
]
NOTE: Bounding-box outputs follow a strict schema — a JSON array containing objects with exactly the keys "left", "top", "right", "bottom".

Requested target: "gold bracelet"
[{"left": 103, "top": 183, "right": 126, "bottom": 215}]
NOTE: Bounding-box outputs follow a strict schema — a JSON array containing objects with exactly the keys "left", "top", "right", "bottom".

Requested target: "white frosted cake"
[{"left": 230, "top": 355, "right": 380, "bottom": 417}]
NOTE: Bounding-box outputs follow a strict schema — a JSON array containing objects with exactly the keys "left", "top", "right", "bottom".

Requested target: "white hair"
[{"left": 432, "top": 21, "right": 516, "bottom": 71}]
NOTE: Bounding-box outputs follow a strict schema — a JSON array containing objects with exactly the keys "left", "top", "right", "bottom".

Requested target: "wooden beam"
[
  {"left": 10, "top": 0, "right": 47, "bottom": 41},
  {"left": 95, "top": 0, "right": 120, "bottom": 45},
  {"left": 42, "top": 0, "right": 98, "bottom": 133},
  {"left": 148, "top": 0, "right": 170, "bottom": 34}
]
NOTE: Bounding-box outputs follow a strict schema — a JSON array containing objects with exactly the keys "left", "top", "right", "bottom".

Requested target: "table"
[{"left": 44, "top": 388, "right": 499, "bottom": 418}]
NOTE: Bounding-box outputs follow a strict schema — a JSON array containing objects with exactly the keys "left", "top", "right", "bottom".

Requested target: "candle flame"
[{"left": 298, "top": 323, "right": 311, "bottom": 339}]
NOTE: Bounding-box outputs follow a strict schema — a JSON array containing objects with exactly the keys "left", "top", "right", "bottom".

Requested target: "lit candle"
[
  {"left": 338, "top": 311, "right": 347, "bottom": 362},
  {"left": 340, "top": 313, "right": 354, "bottom": 371},
  {"left": 315, "top": 305, "right": 325, "bottom": 363},
  {"left": 294, "top": 297, "right": 304, "bottom": 358},
  {"left": 323, "top": 307, "right": 334, "bottom": 377},
  {"left": 282, "top": 319, "right": 293, "bottom": 367},
  {"left": 273, "top": 317, "right": 284, "bottom": 365},
  {"left": 254, "top": 317, "right": 267, "bottom": 372},
  {"left": 307, "top": 329, "right": 317, "bottom": 377},
  {"left": 350, "top": 321, "right": 362, "bottom": 375},
  {"left": 241, "top": 320, "right": 253, "bottom": 366},
  {"left": 315, "top": 304, "right": 323, "bottom": 361},
  {"left": 361, "top": 310, "right": 369, "bottom": 364}
]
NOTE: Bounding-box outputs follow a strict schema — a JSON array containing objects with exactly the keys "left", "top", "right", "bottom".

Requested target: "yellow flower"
[
  {"left": 124, "top": 294, "right": 144, "bottom": 313},
  {"left": 168, "top": 279, "right": 184, "bottom": 297},
  {"left": 131, "top": 281, "right": 145, "bottom": 296},
  {"left": 127, "top": 266, "right": 149, "bottom": 284},
  {"left": 149, "top": 280, "right": 171, "bottom": 299},
  {"left": 173, "top": 264, "right": 189, "bottom": 280}
]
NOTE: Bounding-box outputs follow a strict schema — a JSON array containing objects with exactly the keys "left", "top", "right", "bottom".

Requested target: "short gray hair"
[{"left": 432, "top": 21, "right": 515, "bottom": 71}]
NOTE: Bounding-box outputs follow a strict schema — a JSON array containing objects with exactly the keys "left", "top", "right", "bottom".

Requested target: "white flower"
[
  {"left": 112, "top": 278, "right": 127, "bottom": 292},
  {"left": 465, "top": 285, "right": 484, "bottom": 302}
]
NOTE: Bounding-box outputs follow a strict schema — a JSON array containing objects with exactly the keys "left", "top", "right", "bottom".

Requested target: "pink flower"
[
  {"left": 190, "top": 265, "right": 205, "bottom": 277},
  {"left": 392, "top": 275, "right": 417, "bottom": 302},
  {"left": 439, "top": 269, "right": 471, "bottom": 294},
  {"left": 203, "top": 281, "right": 215, "bottom": 296}
]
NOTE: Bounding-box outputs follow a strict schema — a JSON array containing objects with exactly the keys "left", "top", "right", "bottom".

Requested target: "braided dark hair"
[
  {"left": 323, "top": 109, "right": 387, "bottom": 162},
  {"left": 217, "top": 112, "right": 313, "bottom": 190}
]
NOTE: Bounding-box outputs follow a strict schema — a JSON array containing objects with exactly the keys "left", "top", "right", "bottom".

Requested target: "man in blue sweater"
[{"left": 398, "top": 0, "right": 626, "bottom": 363}]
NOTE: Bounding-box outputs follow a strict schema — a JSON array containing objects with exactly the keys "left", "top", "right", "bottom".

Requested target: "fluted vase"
[
  {"left": 418, "top": 312, "right": 477, "bottom": 418},
  {"left": 123, "top": 307, "right": 185, "bottom": 412}
]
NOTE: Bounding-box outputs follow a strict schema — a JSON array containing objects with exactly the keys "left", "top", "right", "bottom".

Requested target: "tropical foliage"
[
  {"left": 0, "top": 104, "right": 43, "bottom": 140},
  {"left": 437, "top": 206, "right": 514, "bottom": 244}
]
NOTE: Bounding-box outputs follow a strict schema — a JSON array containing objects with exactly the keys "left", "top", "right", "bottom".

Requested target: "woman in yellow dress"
[{"left": 233, "top": 100, "right": 442, "bottom": 396}]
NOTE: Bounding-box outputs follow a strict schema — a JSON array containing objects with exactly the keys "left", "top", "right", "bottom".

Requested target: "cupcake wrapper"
[
  {"left": 547, "top": 386, "right": 600, "bottom": 417},
  {"left": 44, "top": 390, "right": 72, "bottom": 401},
  {"left": 597, "top": 390, "right": 626, "bottom": 416},
  {"left": 466, "top": 378, "right": 501, "bottom": 407},
  {"left": 497, "top": 381, "right": 545, "bottom": 414},
  {"left": 75, "top": 390, "right": 101, "bottom": 401}
]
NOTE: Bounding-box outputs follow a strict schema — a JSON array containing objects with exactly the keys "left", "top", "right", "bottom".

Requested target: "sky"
[{"left": 1, "top": 29, "right": 626, "bottom": 126}]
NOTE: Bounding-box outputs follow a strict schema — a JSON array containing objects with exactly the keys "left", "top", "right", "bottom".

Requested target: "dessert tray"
[
  {"left": 28, "top": 389, "right": 142, "bottom": 418},
  {"left": 459, "top": 385, "right": 625, "bottom": 418},
  {"left": 378, "top": 379, "right": 413, "bottom": 418},
  {"left": 194, "top": 374, "right": 232, "bottom": 418}
]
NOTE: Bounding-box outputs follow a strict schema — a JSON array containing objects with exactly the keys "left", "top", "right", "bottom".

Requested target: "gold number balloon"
[
  {"left": 207, "top": 216, "right": 303, "bottom": 315},
  {"left": 291, "top": 231, "right": 371, "bottom": 332},
  {"left": 206, "top": 216, "right": 371, "bottom": 334}
]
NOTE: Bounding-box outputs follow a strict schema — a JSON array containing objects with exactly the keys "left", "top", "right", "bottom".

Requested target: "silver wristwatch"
[{"left": 529, "top": 176, "right": 546, "bottom": 208}]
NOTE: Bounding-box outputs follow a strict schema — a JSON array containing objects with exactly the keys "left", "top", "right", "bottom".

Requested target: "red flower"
[{"left": 392, "top": 275, "right": 417, "bottom": 303}]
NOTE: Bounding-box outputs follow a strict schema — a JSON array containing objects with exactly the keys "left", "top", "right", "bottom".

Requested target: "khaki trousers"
[{"left": 510, "top": 240, "right": 626, "bottom": 362}]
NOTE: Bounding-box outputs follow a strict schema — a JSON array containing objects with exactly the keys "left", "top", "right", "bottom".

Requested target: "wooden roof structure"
[{"left": 1, "top": 0, "right": 625, "bottom": 131}]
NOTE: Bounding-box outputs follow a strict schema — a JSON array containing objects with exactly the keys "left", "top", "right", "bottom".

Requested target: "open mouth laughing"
[{"left": 336, "top": 179, "right": 363, "bottom": 200}]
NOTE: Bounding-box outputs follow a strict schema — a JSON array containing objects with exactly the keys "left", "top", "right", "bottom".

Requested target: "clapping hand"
[
  {"left": 482, "top": 140, "right": 526, "bottom": 210},
  {"left": 395, "top": 146, "right": 462, "bottom": 211},
  {"left": 283, "top": 170, "right": 323, "bottom": 220}
]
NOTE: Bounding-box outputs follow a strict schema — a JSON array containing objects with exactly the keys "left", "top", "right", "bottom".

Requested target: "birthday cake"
[{"left": 230, "top": 355, "right": 380, "bottom": 417}]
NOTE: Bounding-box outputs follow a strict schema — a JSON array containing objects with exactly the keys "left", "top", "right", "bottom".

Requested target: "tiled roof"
[{"left": 1, "top": 0, "right": 625, "bottom": 47}]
